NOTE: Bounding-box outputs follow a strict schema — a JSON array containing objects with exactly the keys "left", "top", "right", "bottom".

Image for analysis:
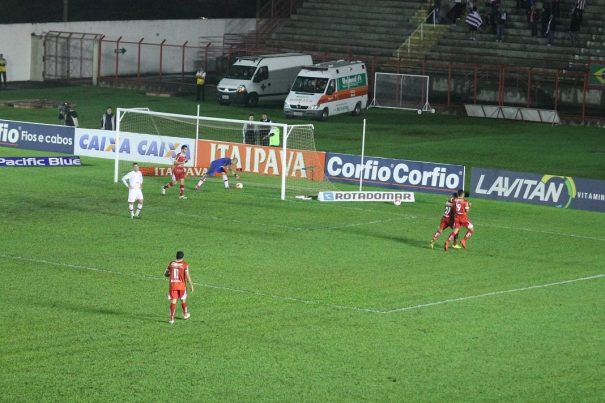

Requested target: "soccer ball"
[
  {"left": 235, "top": 182, "right": 243, "bottom": 189},
  {"left": 417, "top": 109, "right": 422, "bottom": 115},
  {"left": 394, "top": 199, "right": 402, "bottom": 206}
]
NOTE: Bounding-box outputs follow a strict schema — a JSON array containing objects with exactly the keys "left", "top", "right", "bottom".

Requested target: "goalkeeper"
[{"left": 195, "top": 157, "right": 240, "bottom": 191}]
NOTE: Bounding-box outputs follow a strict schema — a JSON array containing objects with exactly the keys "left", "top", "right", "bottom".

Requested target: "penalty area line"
[
  {"left": 0, "top": 253, "right": 383, "bottom": 314},
  {"left": 1, "top": 253, "right": 602, "bottom": 316},
  {"left": 381, "top": 273, "right": 605, "bottom": 314}
]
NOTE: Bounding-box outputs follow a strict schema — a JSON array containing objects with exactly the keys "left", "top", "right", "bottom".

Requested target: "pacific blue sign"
[
  {"left": 471, "top": 167, "right": 605, "bottom": 212},
  {"left": 0, "top": 120, "right": 75, "bottom": 153},
  {"left": 0, "top": 156, "right": 81, "bottom": 167},
  {"left": 325, "top": 152, "right": 465, "bottom": 194}
]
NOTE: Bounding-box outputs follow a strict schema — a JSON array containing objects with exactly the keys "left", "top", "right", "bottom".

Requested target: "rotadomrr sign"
[
  {"left": 325, "top": 152, "right": 465, "bottom": 194},
  {"left": 471, "top": 167, "right": 605, "bottom": 212}
]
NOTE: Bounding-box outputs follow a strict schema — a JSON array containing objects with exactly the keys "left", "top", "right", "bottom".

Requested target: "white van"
[
  {"left": 284, "top": 60, "right": 368, "bottom": 120},
  {"left": 216, "top": 53, "right": 313, "bottom": 107}
]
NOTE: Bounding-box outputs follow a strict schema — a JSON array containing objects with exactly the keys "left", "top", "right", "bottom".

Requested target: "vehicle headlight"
[
  {"left": 236, "top": 85, "right": 247, "bottom": 94},
  {"left": 308, "top": 105, "right": 319, "bottom": 110},
  {"left": 284, "top": 102, "right": 290, "bottom": 109}
]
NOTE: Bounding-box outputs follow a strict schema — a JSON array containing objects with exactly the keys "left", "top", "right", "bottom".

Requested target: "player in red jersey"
[
  {"left": 164, "top": 250, "right": 194, "bottom": 324},
  {"left": 430, "top": 192, "right": 460, "bottom": 249},
  {"left": 161, "top": 145, "right": 189, "bottom": 199},
  {"left": 444, "top": 189, "right": 474, "bottom": 251}
]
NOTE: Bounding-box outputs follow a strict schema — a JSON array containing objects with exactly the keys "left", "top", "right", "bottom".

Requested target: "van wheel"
[
  {"left": 320, "top": 108, "right": 329, "bottom": 121},
  {"left": 352, "top": 102, "right": 362, "bottom": 116},
  {"left": 247, "top": 93, "right": 259, "bottom": 107}
]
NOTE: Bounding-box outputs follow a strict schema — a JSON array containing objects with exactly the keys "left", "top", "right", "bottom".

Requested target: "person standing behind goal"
[{"left": 121, "top": 162, "right": 144, "bottom": 219}]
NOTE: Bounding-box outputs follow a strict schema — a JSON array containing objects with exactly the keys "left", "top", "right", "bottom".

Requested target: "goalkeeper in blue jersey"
[{"left": 195, "top": 157, "right": 240, "bottom": 191}]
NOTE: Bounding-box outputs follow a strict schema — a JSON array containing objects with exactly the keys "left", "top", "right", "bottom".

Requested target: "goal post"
[
  {"left": 370, "top": 72, "right": 435, "bottom": 114},
  {"left": 114, "top": 108, "right": 330, "bottom": 200}
]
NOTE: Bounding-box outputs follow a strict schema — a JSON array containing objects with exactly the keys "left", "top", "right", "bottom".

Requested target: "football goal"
[
  {"left": 114, "top": 107, "right": 330, "bottom": 199},
  {"left": 370, "top": 72, "right": 435, "bottom": 114}
]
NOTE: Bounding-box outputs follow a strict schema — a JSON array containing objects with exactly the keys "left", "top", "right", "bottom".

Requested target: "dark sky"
[{"left": 0, "top": 0, "right": 257, "bottom": 23}]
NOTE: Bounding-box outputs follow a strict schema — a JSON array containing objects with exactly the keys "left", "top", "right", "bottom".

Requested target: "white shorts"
[{"left": 128, "top": 189, "right": 144, "bottom": 203}]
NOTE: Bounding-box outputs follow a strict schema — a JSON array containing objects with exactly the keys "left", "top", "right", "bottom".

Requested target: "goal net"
[
  {"left": 114, "top": 108, "right": 332, "bottom": 200},
  {"left": 370, "top": 72, "right": 434, "bottom": 113}
]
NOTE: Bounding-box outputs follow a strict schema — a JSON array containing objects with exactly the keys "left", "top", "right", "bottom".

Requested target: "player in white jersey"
[{"left": 121, "top": 162, "right": 144, "bottom": 219}]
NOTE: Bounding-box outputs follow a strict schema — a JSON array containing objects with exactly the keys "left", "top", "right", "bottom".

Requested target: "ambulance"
[
  {"left": 283, "top": 60, "right": 368, "bottom": 120},
  {"left": 216, "top": 53, "right": 313, "bottom": 107}
]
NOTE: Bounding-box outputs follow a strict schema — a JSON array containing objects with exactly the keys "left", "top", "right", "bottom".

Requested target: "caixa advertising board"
[
  {"left": 471, "top": 167, "right": 605, "bottom": 212},
  {"left": 74, "top": 128, "right": 194, "bottom": 166},
  {"left": 0, "top": 120, "right": 75, "bottom": 153},
  {"left": 324, "top": 152, "right": 465, "bottom": 194}
]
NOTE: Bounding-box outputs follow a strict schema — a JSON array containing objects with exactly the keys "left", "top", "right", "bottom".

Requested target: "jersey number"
[{"left": 172, "top": 268, "right": 179, "bottom": 280}]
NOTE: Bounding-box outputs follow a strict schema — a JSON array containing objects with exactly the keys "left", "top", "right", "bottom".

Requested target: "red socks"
[
  {"left": 179, "top": 185, "right": 185, "bottom": 196},
  {"left": 169, "top": 303, "right": 176, "bottom": 320}
]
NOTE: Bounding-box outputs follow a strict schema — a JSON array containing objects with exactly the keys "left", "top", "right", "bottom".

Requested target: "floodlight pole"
[{"left": 359, "top": 119, "right": 366, "bottom": 191}]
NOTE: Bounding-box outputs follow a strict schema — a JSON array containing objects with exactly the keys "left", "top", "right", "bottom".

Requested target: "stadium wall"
[{"left": 0, "top": 19, "right": 255, "bottom": 82}]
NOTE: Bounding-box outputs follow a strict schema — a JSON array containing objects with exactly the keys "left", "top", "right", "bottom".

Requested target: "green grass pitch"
[{"left": 0, "top": 86, "right": 603, "bottom": 401}]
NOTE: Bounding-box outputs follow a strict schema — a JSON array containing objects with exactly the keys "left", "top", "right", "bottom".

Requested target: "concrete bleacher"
[
  {"left": 266, "top": 0, "right": 430, "bottom": 58},
  {"left": 424, "top": 0, "right": 605, "bottom": 70}
]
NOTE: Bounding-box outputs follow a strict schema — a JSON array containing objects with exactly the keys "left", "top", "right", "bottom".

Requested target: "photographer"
[{"left": 58, "top": 102, "right": 79, "bottom": 127}]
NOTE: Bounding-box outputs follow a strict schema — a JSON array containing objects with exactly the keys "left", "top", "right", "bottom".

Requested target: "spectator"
[
  {"left": 259, "top": 113, "right": 272, "bottom": 146},
  {"left": 243, "top": 113, "right": 257, "bottom": 144},
  {"left": 0, "top": 54, "right": 6, "bottom": 88},
  {"left": 101, "top": 106, "right": 115, "bottom": 130},
  {"left": 496, "top": 6, "right": 507, "bottom": 42},
  {"left": 541, "top": 4, "right": 552, "bottom": 37},
  {"left": 58, "top": 102, "right": 78, "bottom": 127},
  {"left": 528, "top": 5, "right": 540, "bottom": 37},
  {"left": 466, "top": 7, "right": 483, "bottom": 40},
  {"left": 546, "top": 14, "right": 556, "bottom": 46},
  {"left": 490, "top": 0, "right": 500, "bottom": 33},
  {"left": 195, "top": 67, "right": 206, "bottom": 101},
  {"left": 552, "top": 0, "right": 561, "bottom": 17},
  {"left": 575, "top": 0, "right": 585, "bottom": 18},
  {"left": 568, "top": 8, "right": 582, "bottom": 46}
]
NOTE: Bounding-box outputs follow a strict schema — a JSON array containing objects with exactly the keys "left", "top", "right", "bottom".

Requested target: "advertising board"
[
  {"left": 471, "top": 167, "right": 605, "bottom": 212},
  {"left": 325, "top": 152, "right": 465, "bottom": 194},
  {"left": 0, "top": 120, "right": 75, "bottom": 153}
]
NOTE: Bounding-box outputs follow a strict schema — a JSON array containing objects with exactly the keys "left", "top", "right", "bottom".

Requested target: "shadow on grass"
[
  {"left": 31, "top": 300, "right": 166, "bottom": 323},
  {"left": 339, "top": 227, "right": 429, "bottom": 250}
]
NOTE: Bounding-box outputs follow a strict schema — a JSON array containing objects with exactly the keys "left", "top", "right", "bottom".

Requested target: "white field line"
[
  {"left": 479, "top": 223, "right": 605, "bottom": 242},
  {"left": 172, "top": 210, "right": 396, "bottom": 232},
  {"left": 1, "top": 253, "right": 602, "bottom": 315},
  {"left": 381, "top": 274, "right": 605, "bottom": 314}
]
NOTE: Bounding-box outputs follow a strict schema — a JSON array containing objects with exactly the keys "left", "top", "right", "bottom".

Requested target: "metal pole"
[
  {"left": 473, "top": 65, "right": 477, "bottom": 104},
  {"left": 359, "top": 119, "right": 367, "bottom": 191},
  {"left": 447, "top": 62, "right": 451, "bottom": 107},
  {"left": 63, "top": 0, "right": 68, "bottom": 21},
  {"left": 582, "top": 72, "right": 588, "bottom": 123},
  {"left": 115, "top": 36, "right": 122, "bottom": 79},
  {"left": 137, "top": 38, "right": 144, "bottom": 79},
  {"left": 554, "top": 69, "right": 560, "bottom": 111},
  {"left": 159, "top": 39, "right": 166, "bottom": 80},
  {"left": 195, "top": 104, "right": 200, "bottom": 167},
  {"left": 181, "top": 41, "right": 189, "bottom": 82},
  {"left": 527, "top": 68, "right": 532, "bottom": 108},
  {"left": 280, "top": 124, "right": 288, "bottom": 200},
  {"left": 97, "top": 35, "right": 105, "bottom": 84}
]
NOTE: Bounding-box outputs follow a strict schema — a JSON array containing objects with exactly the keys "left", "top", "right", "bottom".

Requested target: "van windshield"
[
  {"left": 291, "top": 76, "right": 329, "bottom": 94},
  {"left": 225, "top": 65, "right": 257, "bottom": 80}
]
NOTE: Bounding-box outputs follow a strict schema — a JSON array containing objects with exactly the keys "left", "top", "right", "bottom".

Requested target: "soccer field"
[{"left": 0, "top": 86, "right": 604, "bottom": 401}]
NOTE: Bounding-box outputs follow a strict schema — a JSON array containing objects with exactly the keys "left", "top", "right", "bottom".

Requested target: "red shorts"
[
  {"left": 173, "top": 168, "right": 186, "bottom": 181},
  {"left": 453, "top": 216, "right": 473, "bottom": 230},
  {"left": 168, "top": 289, "right": 187, "bottom": 300},
  {"left": 439, "top": 216, "right": 454, "bottom": 230}
]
